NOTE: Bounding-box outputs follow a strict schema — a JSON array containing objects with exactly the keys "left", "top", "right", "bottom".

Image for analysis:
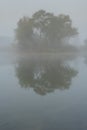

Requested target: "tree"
[
  {"left": 15, "top": 17, "right": 34, "bottom": 49},
  {"left": 32, "top": 10, "right": 54, "bottom": 39},
  {"left": 15, "top": 10, "right": 78, "bottom": 51}
]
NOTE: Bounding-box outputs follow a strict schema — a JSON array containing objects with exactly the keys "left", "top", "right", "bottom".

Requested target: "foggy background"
[{"left": 0, "top": 0, "right": 87, "bottom": 43}]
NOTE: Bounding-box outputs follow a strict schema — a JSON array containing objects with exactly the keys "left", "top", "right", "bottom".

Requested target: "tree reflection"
[{"left": 16, "top": 57, "right": 78, "bottom": 95}]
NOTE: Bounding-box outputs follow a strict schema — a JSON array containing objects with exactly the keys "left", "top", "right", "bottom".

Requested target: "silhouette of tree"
[{"left": 15, "top": 10, "right": 78, "bottom": 51}]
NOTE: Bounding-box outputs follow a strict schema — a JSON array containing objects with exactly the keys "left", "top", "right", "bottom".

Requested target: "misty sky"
[{"left": 0, "top": 0, "right": 87, "bottom": 41}]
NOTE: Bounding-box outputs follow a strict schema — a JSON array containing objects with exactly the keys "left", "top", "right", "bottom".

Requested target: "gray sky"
[{"left": 0, "top": 0, "right": 87, "bottom": 41}]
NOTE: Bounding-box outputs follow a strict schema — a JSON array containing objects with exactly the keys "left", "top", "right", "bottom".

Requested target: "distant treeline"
[{"left": 15, "top": 10, "right": 78, "bottom": 52}]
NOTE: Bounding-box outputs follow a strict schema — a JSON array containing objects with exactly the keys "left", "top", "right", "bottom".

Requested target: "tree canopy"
[{"left": 15, "top": 10, "right": 78, "bottom": 51}]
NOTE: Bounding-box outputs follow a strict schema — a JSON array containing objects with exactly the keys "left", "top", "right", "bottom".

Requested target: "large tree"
[{"left": 15, "top": 10, "right": 78, "bottom": 50}]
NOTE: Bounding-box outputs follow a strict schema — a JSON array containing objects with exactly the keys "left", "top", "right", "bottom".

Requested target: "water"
[{"left": 0, "top": 52, "right": 87, "bottom": 130}]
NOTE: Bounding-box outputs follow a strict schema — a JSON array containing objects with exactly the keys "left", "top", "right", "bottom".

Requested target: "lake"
[{"left": 0, "top": 52, "right": 87, "bottom": 130}]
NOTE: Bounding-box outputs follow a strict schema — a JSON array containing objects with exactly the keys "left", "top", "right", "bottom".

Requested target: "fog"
[
  {"left": 1, "top": 1, "right": 87, "bottom": 130},
  {"left": 0, "top": 1, "right": 87, "bottom": 62},
  {"left": 0, "top": 0, "right": 87, "bottom": 41}
]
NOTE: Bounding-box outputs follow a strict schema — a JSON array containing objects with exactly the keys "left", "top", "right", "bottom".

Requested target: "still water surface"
[{"left": 0, "top": 53, "right": 87, "bottom": 130}]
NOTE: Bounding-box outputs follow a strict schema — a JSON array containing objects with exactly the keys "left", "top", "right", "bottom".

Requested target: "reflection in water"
[{"left": 16, "top": 56, "right": 78, "bottom": 95}]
